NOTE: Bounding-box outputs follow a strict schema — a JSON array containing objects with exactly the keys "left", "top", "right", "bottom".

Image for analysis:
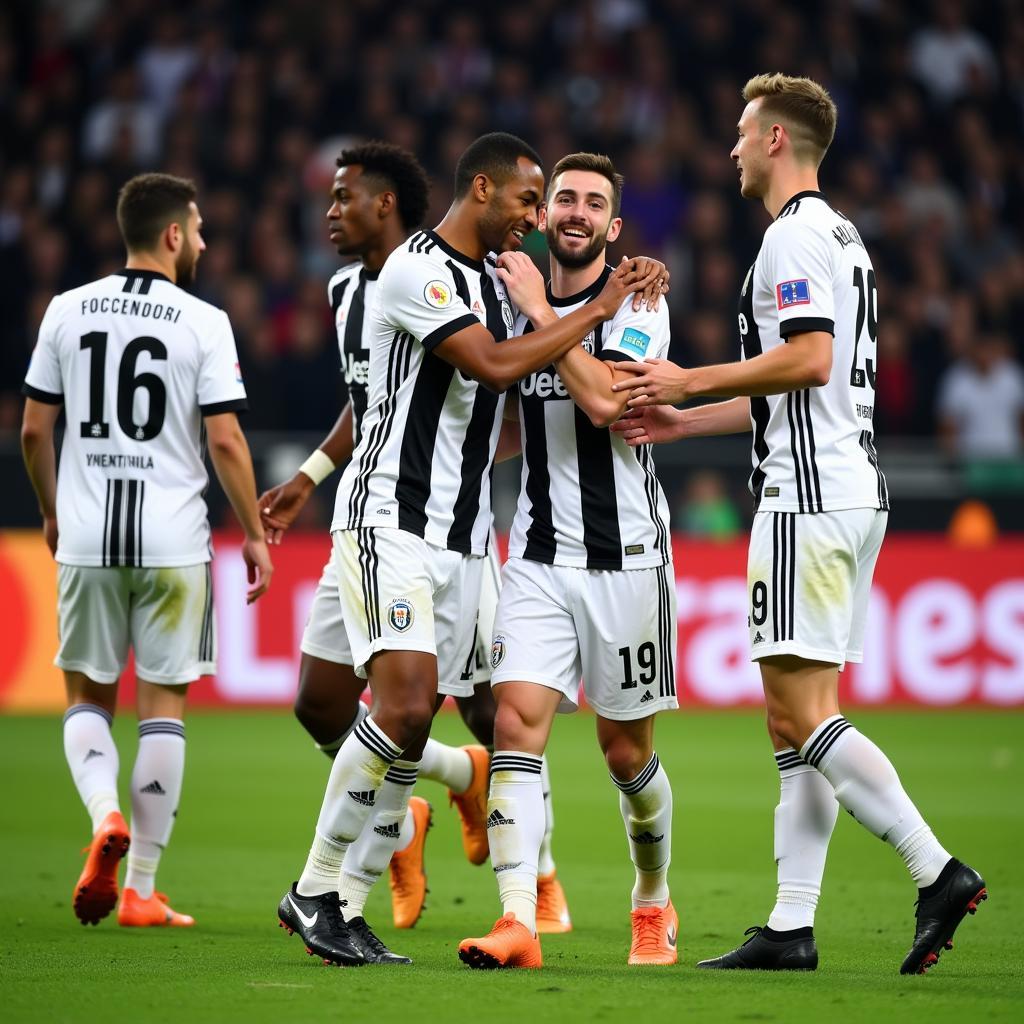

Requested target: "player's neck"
[
  {"left": 547, "top": 255, "right": 606, "bottom": 299},
  {"left": 763, "top": 169, "right": 821, "bottom": 220},
  {"left": 125, "top": 252, "right": 176, "bottom": 283},
  {"left": 433, "top": 205, "right": 487, "bottom": 262},
  {"left": 361, "top": 226, "right": 406, "bottom": 274}
]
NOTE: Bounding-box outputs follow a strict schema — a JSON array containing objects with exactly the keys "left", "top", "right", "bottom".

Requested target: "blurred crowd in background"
[{"left": 2, "top": 0, "right": 1023, "bottom": 536}]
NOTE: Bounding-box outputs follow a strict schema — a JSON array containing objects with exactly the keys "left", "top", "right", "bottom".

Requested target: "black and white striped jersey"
[
  {"left": 332, "top": 229, "right": 516, "bottom": 556},
  {"left": 328, "top": 262, "right": 378, "bottom": 447},
  {"left": 22, "top": 269, "right": 247, "bottom": 566},
  {"left": 740, "top": 191, "right": 889, "bottom": 514},
  {"left": 508, "top": 267, "right": 672, "bottom": 571}
]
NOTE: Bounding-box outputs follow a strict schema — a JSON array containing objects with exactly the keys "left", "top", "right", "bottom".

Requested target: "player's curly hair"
[
  {"left": 337, "top": 142, "right": 430, "bottom": 232},
  {"left": 742, "top": 73, "right": 837, "bottom": 165}
]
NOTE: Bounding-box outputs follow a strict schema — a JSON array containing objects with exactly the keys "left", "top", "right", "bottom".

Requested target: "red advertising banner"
[{"left": 1, "top": 530, "right": 1022, "bottom": 710}]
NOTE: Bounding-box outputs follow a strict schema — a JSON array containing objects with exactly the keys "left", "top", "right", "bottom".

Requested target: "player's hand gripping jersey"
[
  {"left": 23, "top": 269, "right": 247, "bottom": 566},
  {"left": 739, "top": 191, "right": 889, "bottom": 513}
]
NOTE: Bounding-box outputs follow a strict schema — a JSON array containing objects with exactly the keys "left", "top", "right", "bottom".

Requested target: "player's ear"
[
  {"left": 538, "top": 201, "right": 548, "bottom": 232},
  {"left": 377, "top": 190, "right": 397, "bottom": 220},
  {"left": 605, "top": 217, "right": 623, "bottom": 243},
  {"left": 164, "top": 220, "right": 183, "bottom": 255},
  {"left": 472, "top": 173, "right": 490, "bottom": 204}
]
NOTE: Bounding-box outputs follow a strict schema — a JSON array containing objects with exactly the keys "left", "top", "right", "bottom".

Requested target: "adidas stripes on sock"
[
  {"left": 537, "top": 755, "right": 556, "bottom": 877},
  {"left": 297, "top": 715, "right": 402, "bottom": 897},
  {"left": 126, "top": 718, "right": 186, "bottom": 900},
  {"left": 488, "top": 751, "right": 545, "bottom": 935},
  {"left": 801, "top": 715, "right": 951, "bottom": 888},
  {"left": 418, "top": 739, "right": 473, "bottom": 793},
  {"left": 338, "top": 759, "right": 420, "bottom": 918},
  {"left": 63, "top": 704, "right": 120, "bottom": 832},
  {"left": 767, "top": 747, "right": 838, "bottom": 932},
  {"left": 315, "top": 701, "right": 368, "bottom": 757},
  {"left": 611, "top": 752, "right": 673, "bottom": 910}
]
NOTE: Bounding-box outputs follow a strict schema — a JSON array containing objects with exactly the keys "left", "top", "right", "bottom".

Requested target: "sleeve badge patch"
[
  {"left": 619, "top": 327, "right": 651, "bottom": 356},
  {"left": 776, "top": 279, "right": 811, "bottom": 308},
  {"left": 423, "top": 281, "right": 452, "bottom": 308}
]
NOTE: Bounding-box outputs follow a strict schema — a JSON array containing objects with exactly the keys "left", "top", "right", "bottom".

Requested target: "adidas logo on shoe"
[
  {"left": 347, "top": 790, "right": 376, "bottom": 806},
  {"left": 373, "top": 821, "right": 402, "bottom": 838},
  {"left": 486, "top": 808, "right": 515, "bottom": 828},
  {"left": 630, "top": 830, "right": 664, "bottom": 844},
  {"left": 84, "top": 749, "right": 105, "bottom": 763},
  {"left": 753, "top": 631, "right": 765, "bottom": 643},
  {"left": 640, "top": 690, "right": 654, "bottom": 703},
  {"left": 140, "top": 779, "right": 166, "bottom": 795}
]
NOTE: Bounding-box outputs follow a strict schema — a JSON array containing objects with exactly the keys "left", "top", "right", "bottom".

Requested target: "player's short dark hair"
[
  {"left": 742, "top": 73, "right": 837, "bottom": 165},
  {"left": 116, "top": 173, "right": 197, "bottom": 251},
  {"left": 453, "top": 132, "right": 543, "bottom": 198},
  {"left": 337, "top": 141, "right": 430, "bottom": 232},
  {"left": 549, "top": 152, "right": 624, "bottom": 217}
]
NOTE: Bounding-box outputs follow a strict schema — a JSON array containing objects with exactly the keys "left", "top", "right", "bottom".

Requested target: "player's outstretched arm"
[
  {"left": 611, "top": 398, "right": 752, "bottom": 447},
  {"left": 611, "top": 331, "right": 832, "bottom": 407},
  {"left": 20, "top": 397, "right": 61, "bottom": 556},
  {"left": 205, "top": 411, "right": 273, "bottom": 603},
  {"left": 259, "top": 403, "right": 354, "bottom": 545}
]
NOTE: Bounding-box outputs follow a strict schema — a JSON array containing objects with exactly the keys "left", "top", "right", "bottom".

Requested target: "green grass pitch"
[{"left": 1, "top": 709, "right": 1020, "bottom": 1023}]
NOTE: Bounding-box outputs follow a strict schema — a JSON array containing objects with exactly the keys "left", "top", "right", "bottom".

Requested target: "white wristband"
[{"left": 297, "top": 449, "right": 336, "bottom": 486}]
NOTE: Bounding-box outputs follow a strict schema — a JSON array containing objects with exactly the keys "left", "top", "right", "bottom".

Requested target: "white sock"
[
  {"left": 418, "top": 739, "right": 473, "bottom": 793},
  {"left": 338, "top": 759, "right": 419, "bottom": 918},
  {"left": 297, "top": 715, "right": 401, "bottom": 896},
  {"left": 611, "top": 752, "right": 672, "bottom": 910},
  {"left": 63, "top": 704, "right": 120, "bottom": 832},
  {"left": 802, "top": 715, "right": 951, "bottom": 888},
  {"left": 316, "top": 701, "right": 368, "bottom": 756},
  {"left": 488, "top": 751, "right": 545, "bottom": 935},
  {"left": 126, "top": 718, "right": 186, "bottom": 900},
  {"left": 767, "top": 748, "right": 838, "bottom": 932},
  {"left": 538, "top": 755, "right": 556, "bottom": 876}
]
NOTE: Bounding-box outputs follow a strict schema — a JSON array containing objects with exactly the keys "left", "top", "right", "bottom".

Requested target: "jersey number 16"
[{"left": 80, "top": 332, "right": 167, "bottom": 441}]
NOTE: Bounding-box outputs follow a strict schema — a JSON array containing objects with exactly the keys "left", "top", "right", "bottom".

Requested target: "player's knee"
[
  {"left": 602, "top": 733, "right": 651, "bottom": 782},
  {"left": 493, "top": 699, "right": 534, "bottom": 751},
  {"left": 374, "top": 698, "right": 434, "bottom": 750},
  {"left": 766, "top": 710, "right": 803, "bottom": 751}
]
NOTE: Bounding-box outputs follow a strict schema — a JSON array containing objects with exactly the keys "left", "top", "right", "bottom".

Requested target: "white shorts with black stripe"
[
  {"left": 489, "top": 557, "right": 678, "bottom": 721},
  {"left": 55, "top": 563, "right": 215, "bottom": 684},
  {"left": 299, "top": 547, "right": 354, "bottom": 666},
  {"left": 471, "top": 539, "right": 502, "bottom": 684},
  {"left": 332, "top": 527, "right": 483, "bottom": 696},
  {"left": 747, "top": 508, "right": 887, "bottom": 667}
]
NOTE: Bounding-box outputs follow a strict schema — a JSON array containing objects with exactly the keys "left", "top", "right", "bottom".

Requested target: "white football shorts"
[
  {"left": 56, "top": 563, "right": 215, "bottom": 685},
  {"left": 747, "top": 508, "right": 887, "bottom": 666},
  {"left": 489, "top": 557, "right": 678, "bottom": 721},
  {"left": 333, "top": 527, "right": 483, "bottom": 697},
  {"left": 299, "top": 547, "right": 354, "bottom": 666}
]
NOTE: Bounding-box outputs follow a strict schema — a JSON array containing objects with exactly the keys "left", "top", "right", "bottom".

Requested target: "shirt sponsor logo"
[
  {"left": 387, "top": 598, "right": 415, "bottom": 632},
  {"left": 776, "top": 279, "right": 811, "bottom": 308},
  {"left": 520, "top": 370, "right": 569, "bottom": 400},
  {"left": 423, "top": 281, "right": 452, "bottom": 308},
  {"left": 619, "top": 327, "right": 651, "bottom": 356}
]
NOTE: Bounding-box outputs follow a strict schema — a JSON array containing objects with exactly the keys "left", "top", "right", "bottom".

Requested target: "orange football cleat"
[
  {"left": 628, "top": 902, "right": 679, "bottom": 965},
  {"left": 449, "top": 745, "right": 490, "bottom": 865},
  {"left": 73, "top": 810, "right": 130, "bottom": 925},
  {"left": 389, "top": 796, "right": 432, "bottom": 928},
  {"left": 459, "top": 913, "right": 543, "bottom": 969},
  {"left": 536, "top": 870, "right": 572, "bottom": 934},
  {"left": 118, "top": 888, "right": 195, "bottom": 927}
]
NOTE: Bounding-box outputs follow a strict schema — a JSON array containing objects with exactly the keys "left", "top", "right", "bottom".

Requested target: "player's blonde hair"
[{"left": 742, "top": 73, "right": 837, "bottom": 165}]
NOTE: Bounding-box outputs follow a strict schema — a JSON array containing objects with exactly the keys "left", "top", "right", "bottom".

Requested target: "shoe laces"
[
  {"left": 742, "top": 926, "right": 763, "bottom": 943},
  {"left": 631, "top": 907, "right": 666, "bottom": 953},
  {"left": 349, "top": 917, "right": 388, "bottom": 956},
  {"left": 318, "top": 895, "right": 349, "bottom": 936}
]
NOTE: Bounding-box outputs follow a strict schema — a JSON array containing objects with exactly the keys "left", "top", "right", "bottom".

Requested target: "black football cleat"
[
  {"left": 697, "top": 925, "right": 818, "bottom": 971},
  {"left": 346, "top": 915, "right": 413, "bottom": 965},
  {"left": 900, "top": 859, "right": 987, "bottom": 975},
  {"left": 277, "top": 884, "right": 365, "bottom": 967}
]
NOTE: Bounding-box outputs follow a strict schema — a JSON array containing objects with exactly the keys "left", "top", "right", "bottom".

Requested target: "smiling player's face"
[
  {"left": 543, "top": 169, "right": 621, "bottom": 269},
  {"left": 478, "top": 156, "right": 544, "bottom": 254}
]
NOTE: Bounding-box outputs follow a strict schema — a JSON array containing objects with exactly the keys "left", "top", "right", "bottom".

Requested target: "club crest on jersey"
[
  {"left": 582, "top": 330, "right": 595, "bottom": 354},
  {"left": 620, "top": 327, "right": 651, "bottom": 356},
  {"left": 424, "top": 281, "right": 452, "bottom": 308},
  {"left": 387, "top": 598, "right": 415, "bottom": 633},
  {"left": 776, "top": 279, "right": 811, "bottom": 308},
  {"left": 501, "top": 300, "right": 514, "bottom": 334},
  {"left": 491, "top": 634, "right": 506, "bottom": 668}
]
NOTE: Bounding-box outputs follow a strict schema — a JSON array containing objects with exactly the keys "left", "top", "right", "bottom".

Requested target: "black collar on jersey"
[
  {"left": 117, "top": 268, "right": 172, "bottom": 284},
  {"left": 546, "top": 263, "right": 612, "bottom": 307},
  {"left": 360, "top": 266, "right": 380, "bottom": 282},
  {"left": 776, "top": 190, "right": 828, "bottom": 219},
  {"left": 424, "top": 229, "right": 485, "bottom": 272}
]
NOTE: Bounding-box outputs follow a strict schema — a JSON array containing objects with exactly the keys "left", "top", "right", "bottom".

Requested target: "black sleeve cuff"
[
  {"left": 22, "top": 383, "right": 64, "bottom": 404},
  {"left": 200, "top": 398, "right": 249, "bottom": 416},
  {"left": 780, "top": 317, "right": 835, "bottom": 338},
  {"left": 599, "top": 350, "right": 639, "bottom": 364},
  {"left": 421, "top": 313, "right": 480, "bottom": 352}
]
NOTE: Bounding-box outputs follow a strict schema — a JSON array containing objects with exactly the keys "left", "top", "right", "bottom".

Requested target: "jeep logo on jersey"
[
  {"left": 387, "top": 598, "right": 415, "bottom": 632},
  {"left": 341, "top": 350, "right": 369, "bottom": 387},
  {"left": 520, "top": 370, "right": 569, "bottom": 400},
  {"left": 423, "top": 281, "right": 452, "bottom": 308},
  {"left": 501, "top": 300, "right": 514, "bottom": 334},
  {"left": 491, "top": 635, "right": 506, "bottom": 668}
]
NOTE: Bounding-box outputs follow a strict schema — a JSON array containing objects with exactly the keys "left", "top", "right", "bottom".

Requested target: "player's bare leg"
[
  {"left": 458, "top": 683, "right": 557, "bottom": 969},
  {"left": 294, "top": 654, "right": 368, "bottom": 757},
  {"left": 117, "top": 680, "right": 193, "bottom": 927},
  {"left": 64, "top": 671, "right": 128, "bottom": 925},
  {"left": 598, "top": 714, "right": 677, "bottom": 966}
]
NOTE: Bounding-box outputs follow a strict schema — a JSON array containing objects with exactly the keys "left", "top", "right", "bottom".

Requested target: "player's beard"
[
  {"left": 546, "top": 225, "right": 607, "bottom": 269},
  {"left": 175, "top": 238, "right": 198, "bottom": 286}
]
